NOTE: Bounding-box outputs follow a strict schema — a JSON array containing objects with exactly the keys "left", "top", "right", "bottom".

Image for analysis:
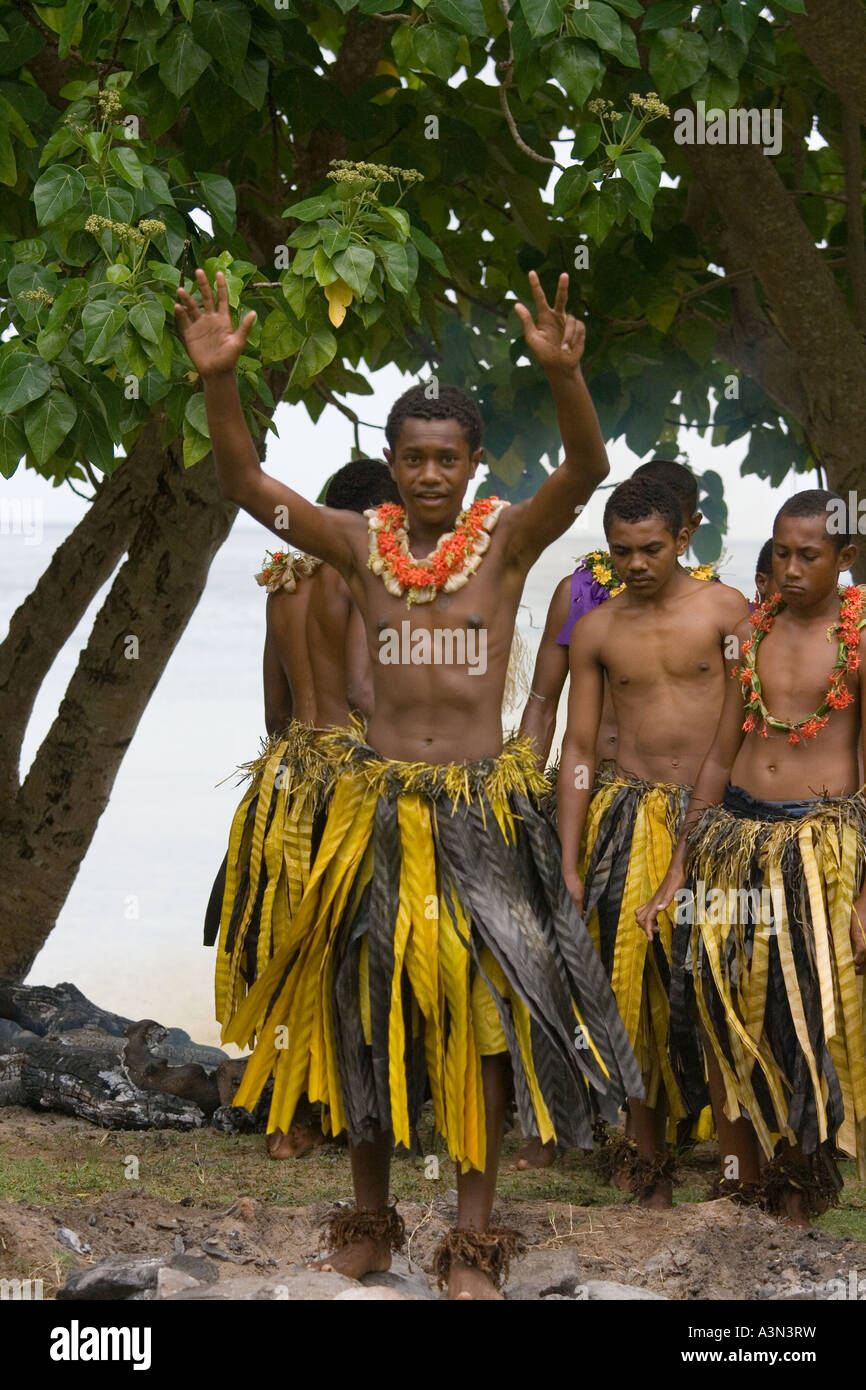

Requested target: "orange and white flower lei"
[
  {"left": 364, "top": 496, "right": 510, "bottom": 605},
  {"left": 255, "top": 548, "right": 323, "bottom": 594}
]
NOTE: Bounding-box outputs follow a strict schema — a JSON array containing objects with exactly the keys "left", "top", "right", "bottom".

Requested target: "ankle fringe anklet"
[
  {"left": 318, "top": 1200, "right": 406, "bottom": 1255},
  {"left": 629, "top": 1151, "right": 678, "bottom": 1203},
  {"left": 432, "top": 1226, "right": 526, "bottom": 1291}
]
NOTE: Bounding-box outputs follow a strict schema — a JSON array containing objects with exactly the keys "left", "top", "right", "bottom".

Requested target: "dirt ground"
[{"left": 2, "top": 1106, "right": 865, "bottom": 1299}]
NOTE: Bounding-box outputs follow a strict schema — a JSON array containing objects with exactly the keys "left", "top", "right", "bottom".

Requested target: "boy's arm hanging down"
[
  {"left": 520, "top": 575, "right": 573, "bottom": 767},
  {"left": 504, "top": 271, "right": 609, "bottom": 572},
  {"left": 175, "top": 270, "right": 360, "bottom": 581},
  {"left": 557, "top": 613, "right": 606, "bottom": 914}
]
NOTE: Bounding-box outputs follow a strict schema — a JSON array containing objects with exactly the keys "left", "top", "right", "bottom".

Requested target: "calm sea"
[{"left": 2, "top": 519, "right": 769, "bottom": 1048}]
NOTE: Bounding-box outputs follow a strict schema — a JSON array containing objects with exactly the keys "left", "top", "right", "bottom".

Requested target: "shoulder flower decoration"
[
  {"left": 736, "top": 585, "right": 865, "bottom": 741},
  {"left": 255, "top": 549, "right": 323, "bottom": 594},
  {"left": 581, "top": 549, "right": 626, "bottom": 597},
  {"left": 365, "top": 497, "right": 510, "bottom": 606}
]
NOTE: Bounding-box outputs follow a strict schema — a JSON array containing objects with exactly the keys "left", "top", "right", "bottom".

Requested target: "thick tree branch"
[
  {"left": 842, "top": 101, "right": 866, "bottom": 334},
  {"left": 791, "top": 0, "right": 866, "bottom": 125}
]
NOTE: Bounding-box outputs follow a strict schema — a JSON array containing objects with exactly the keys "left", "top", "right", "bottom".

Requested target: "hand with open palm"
[{"left": 174, "top": 269, "right": 257, "bottom": 378}]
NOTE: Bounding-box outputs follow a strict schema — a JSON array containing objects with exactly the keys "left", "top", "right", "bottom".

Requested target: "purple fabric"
[{"left": 555, "top": 562, "right": 612, "bottom": 647}]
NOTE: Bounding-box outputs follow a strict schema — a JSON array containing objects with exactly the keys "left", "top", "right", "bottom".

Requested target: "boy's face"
[
  {"left": 383, "top": 417, "right": 483, "bottom": 527},
  {"left": 772, "top": 515, "right": 856, "bottom": 607},
  {"left": 606, "top": 513, "right": 689, "bottom": 598}
]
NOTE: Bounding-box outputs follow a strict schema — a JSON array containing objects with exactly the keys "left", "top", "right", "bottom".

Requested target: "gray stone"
[
  {"left": 55, "top": 1227, "right": 91, "bottom": 1255},
  {"left": 0, "top": 1019, "right": 38, "bottom": 1043},
  {"left": 581, "top": 1279, "right": 669, "bottom": 1301},
  {"left": 57, "top": 1254, "right": 169, "bottom": 1300},
  {"left": 157, "top": 1267, "right": 201, "bottom": 1299},
  {"left": 169, "top": 1254, "right": 219, "bottom": 1285},
  {"left": 360, "top": 1256, "right": 436, "bottom": 1300},
  {"left": 334, "top": 1286, "right": 412, "bottom": 1301},
  {"left": 167, "top": 1269, "right": 359, "bottom": 1301},
  {"left": 504, "top": 1247, "right": 583, "bottom": 1301}
]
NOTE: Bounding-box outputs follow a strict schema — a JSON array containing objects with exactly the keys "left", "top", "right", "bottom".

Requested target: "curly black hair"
[
  {"left": 385, "top": 383, "right": 483, "bottom": 453},
  {"left": 632, "top": 458, "right": 699, "bottom": 516},
  {"left": 755, "top": 538, "right": 774, "bottom": 579},
  {"left": 603, "top": 477, "right": 683, "bottom": 540},
  {"left": 324, "top": 458, "right": 401, "bottom": 513},
  {"left": 774, "top": 488, "right": 851, "bottom": 552}
]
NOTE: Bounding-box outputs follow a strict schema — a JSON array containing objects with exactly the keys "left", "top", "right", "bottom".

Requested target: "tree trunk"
[{"left": 0, "top": 431, "right": 238, "bottom": 980}]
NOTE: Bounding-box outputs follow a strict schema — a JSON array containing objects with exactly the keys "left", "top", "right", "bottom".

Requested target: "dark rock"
[
  {"left": 0, "top": 980, "right": 132, "bottom": 1038},
  {"left": 169, "top": 1254, "right": 219, "bottom": 1285},
  {"left": 56, "top": 1254, "right": 169, "bottom": 1300},
  {"left": 0, "top": 1019, "right": 38, "bottom": 1044}
]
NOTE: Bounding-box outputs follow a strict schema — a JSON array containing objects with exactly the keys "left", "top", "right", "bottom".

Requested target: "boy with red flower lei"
[
  {"left": 176, "top": 267, "right": 643, "bottom": 1300},
  {"left": 639, "top": 490, "right": 866, "bottom": 1223}
]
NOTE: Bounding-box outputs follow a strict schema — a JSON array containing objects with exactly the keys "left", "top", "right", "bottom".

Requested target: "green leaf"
[
  {"left": 570, "top": 4, "right": 633, "bottom": 62},
  {"left": 333, "top": 245, "right": 376, "bottom": 296},
  {"left": 184, "top": 393, "right": 210, "bottom": 436},
  {"left": 431, "top": 0, "right": 487, "bottom": 37},
  {"left": 293, "top": 326, "right": 337, "bottom": 384},
  {"left": 129, "top": 299, "right": 165, "bottom": 345},
  {"left": 553, "top": 165, "right": 590, "bottom": 215},
  {"left": 227, "top": 52, "right": 269, "bottom": 107},
  {"left": 619, "top": 151, "right": 661, "bottom": 205},
  {"left": 8, "top": 262, "right": 58, "bottom": 319},
  {"left": 283, "top": 194, "right": 334, "bottom": 222},
  {"left": 183, "top": 424, "right": 211, "bottom": 468},
  {"left": 196, "top": 170, "right": 237, "bottom": 230},
  {"left": 519, "top": 0, "right": 566, "bottom": 39},
  {"left": 58, "top": 0, "right": 86, "bottom": 60},
  {"left": 649, "top": 28, "right": 709, "bottom": 97},
  {"left": 549, "top": 39, "right": 604, "bottom": 108},
  {"left": 379, "top": 205, "right": 410, "bottom": 237},
  {"left": 313, "top": 247, "right": 337, "bottom": 286},
  {"left": 708, "top": 29, "right": 747, "bottom": 79},
  {"left": 691, "top": 68, "right": 739, "bottom": 110},
  {"left": 35, "top": 327, "right": 67, "bottom": 360},
  {"left": 12, "top": 238, "right": 47, "bottom": 263},
  {"left": 82, "top": 299, "right": 126, "bottom": 362},
  {"left": 142, "top": 164, "right": 173, "bottom": 203},
  {"left": 319, "top": 223, "right": 350, "bottom": 258},
  {"left": 721, "top": 0, "right": 757, "bottom": 43},
  {"left": 109, "top": 146, "right": 145, "bottom": 187},
  {"left": 580, "top": 183, "right": 618, "bottom": 243},
  {"left": 0, "top": 352, "right": 51, "bottom": 412},
  {"left": 691, "top": 522, "right": 722, "bottom": 564},
  {"left": 91, "top": 185, "right": 135, "bottom": 224},
  {"left": 571, "top": 123, "right": 601, "bottom": 159},
  {"left": 0, "top": 412, "right": 25, "bottom": 478},
  {"left": 84, "top": 131, "right": 109, "bottom": 163},
  {"left": 158, "top": 27, "right": 211, "bottom": 98},
  {"left": 281, "top": 272, "right": 309, "bottom": 317},
  {"left": 23, "top": 389, "right": 76, "bottom": 464},
  {"left": 261, "top": 308, "right": 304, "bottom": 363},
  {"left": 643, "top": 287, "right": 679, "bottom": 332},
  {"left": 411, "top": 226, "right": 447, "bottom": 275},
  {"left": 640, "top": 0, "right": 692, "bottom": 29},
  {"left": 106, "top": 263, "right": 132, "bottom": 284},
  {"left": 33, "top": 164, "right": 86, "bottom": 225},
  {"left": 45, "top": 278, "right": 87, "bottom": 330},
  {"left": 374, "top": 239, "right": 410, "bottom": 293},
  {"left": 414, "top": 24, "right": 459, "bottom": 82},
  {"left": 191, "top": 0, "right": 251, "bottom": 70},
  {"left": 145, "top": 260, "right": 182, "bottom": 288}
]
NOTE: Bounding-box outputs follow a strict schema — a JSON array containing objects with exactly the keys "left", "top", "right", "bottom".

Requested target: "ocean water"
[{"left": 2, "top": 516, "right": 769, "bottom": 1048}]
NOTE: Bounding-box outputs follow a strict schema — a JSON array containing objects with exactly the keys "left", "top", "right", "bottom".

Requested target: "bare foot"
[
  {"left": 639, "top": 1178, "right": 674, "bottom": 1210},
  {"left": 448, "top": 1262, "right": 503, "bottom": 1300},
  {"left": 266, "top": 1123, "right": 325, "bottom": 1160},
  {"left": 309, "top": 1237, "right": 392, "bottom": 1280},
  {"left": 778, "top": 1189, "right": 812, "bottom": 1229},
  {"left": 512, "top": 1137, "right": 556, "bottom": 1171}
]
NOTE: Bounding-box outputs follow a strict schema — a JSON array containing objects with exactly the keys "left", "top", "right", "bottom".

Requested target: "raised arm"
[
  {"left": 519, "top": 574, "right": 572, "bottom": 767},
  {"left": 636, "top": 611, "right": 751, "bottom": 938},
  {"left": 504, "top": 272, "right": 609, "bottom": 571},
  {"left": 175, "top": 270, "right": 361, "bottom": 579},
  {"left": 557, "top": 611, "right": 606, "bottom": 914}
]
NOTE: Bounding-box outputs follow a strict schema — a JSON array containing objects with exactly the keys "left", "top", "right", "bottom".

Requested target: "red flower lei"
[
  {"left": 736, "top": 585, "right": 864, "bottom": 743},
  {"left": 365, "top": 496, "right": 509, "bottom": 605}
]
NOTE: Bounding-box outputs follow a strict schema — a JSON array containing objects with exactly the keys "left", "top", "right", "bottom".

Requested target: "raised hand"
[
  {"left": 514, "top": 270, "right": 585, "bottom": 374},
  {"left": 174, "top": 269, "right": 256, "bottom": 378}
]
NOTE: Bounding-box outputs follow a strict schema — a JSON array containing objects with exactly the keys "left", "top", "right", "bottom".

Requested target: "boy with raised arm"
[
  {"left": 557, "top": 477, "right": 749, "bottom": 1205},
  {"left": 176, "top": 267, "right": 642, "bottom": 1299},
  {"left": 638, "top": 491, "right": 866, "bottom": 1222}
]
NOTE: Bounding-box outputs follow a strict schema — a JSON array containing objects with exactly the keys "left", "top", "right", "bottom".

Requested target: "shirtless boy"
[
  {"left": 639, "top": 490, "right": 866, "bottom": 1222},
  {"left": 557, "top": 477, "right": 748, "bottom": 1205},
  {"left": 205, "top": 458, "right": 399, "bottom": 1158},
  {"left": 176, "top": 267, "right": 642, "bottom": 1298}
]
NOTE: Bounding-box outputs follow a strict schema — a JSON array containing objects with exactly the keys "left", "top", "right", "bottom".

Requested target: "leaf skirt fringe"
[
  {"left": 213, "top": 720, "right": 336, "bottom": 1038},
  {"left": 224, "top": 719, "right": 645, "bottom": 1173},
  {"left": 580, "top": 766, "right": 696, "bottom": 1122},
  {"left": 674, "top": 783, "right": 866, "bottom": 1173}
]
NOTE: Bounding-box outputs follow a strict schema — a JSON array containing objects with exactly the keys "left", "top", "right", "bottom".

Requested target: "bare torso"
[
  {"left": 344, "top": 509, "right": 528, "bottom": 763},
  {"left": 597, "top": 574, "right": 745, "bottom": 785},
  {"left": 730, "top": 602, "right": 861, "bottom": 800}
]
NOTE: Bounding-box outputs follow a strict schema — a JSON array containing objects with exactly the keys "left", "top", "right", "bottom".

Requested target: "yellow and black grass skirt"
[
  {"left": 580, "top": 766, "right": 697, "bottom": 1122},
  {"left": 675, "top": 784, "right": 866, "bottom": 1175},
  {"left": 225, "top": 720, "right": 644, "bottom": 1172},
  {"left": 208, "top": 720, "right": 335, "bottom": 1037}
]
